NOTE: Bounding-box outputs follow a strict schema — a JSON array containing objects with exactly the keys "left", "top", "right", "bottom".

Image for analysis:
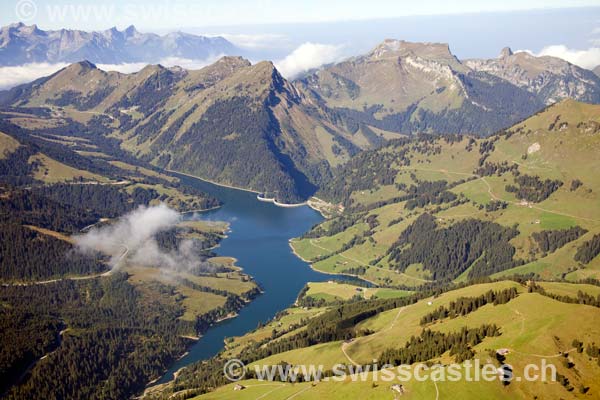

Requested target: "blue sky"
[{"left": 2, "top": 0, "right": 600, "bottom": 30}]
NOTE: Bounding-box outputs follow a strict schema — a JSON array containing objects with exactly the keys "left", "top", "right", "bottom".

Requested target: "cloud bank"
[
  {"left": 75, "top": 204, "right": 208, "bottom": 272},
  {"left": 275, "top": 42, "right": 344, "bottom": 79},
  {"left": 0, "top": 62, "right": 69, "bottom": 90},
  {"left": 0, "top": 55, "right": 225, "bottom": 90},
  {"left": 216, "top": 33, "right": 290, "bottom": 50},
  {"left": 533, "top": 45, "right": 600, "bottom": 70}
]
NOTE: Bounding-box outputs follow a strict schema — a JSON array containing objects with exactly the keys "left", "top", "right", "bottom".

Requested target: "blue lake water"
[{"left": 157, "top": 173, "right": 367, "bottom": 383}]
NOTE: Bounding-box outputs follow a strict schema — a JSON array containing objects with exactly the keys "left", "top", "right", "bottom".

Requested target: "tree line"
[
  {"left": 379, "top": 324, "right": 502, "bottom": 366},
  {"left": 388, "top": 214, "right": 521, "bottom": 281},
  {"left": 532, "top": 226, "right": 587, "bottom": 255},
  {"left": 420, "top": 288, "right": 519, "bottom": 325}
]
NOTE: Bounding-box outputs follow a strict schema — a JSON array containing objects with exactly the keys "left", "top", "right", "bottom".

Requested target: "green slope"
[{"left": 292, "top": 100, "right": 600, "bottom": 285}]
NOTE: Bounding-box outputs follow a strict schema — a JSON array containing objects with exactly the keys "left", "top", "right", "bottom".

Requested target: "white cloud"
[
  {"left": 0, "top": 55, "right": 225, "bottom": 90},
  {"left": 76, "top": 204, "right": 180, "bottom": 267},
  {"left": 534, "top": 45, "right": 600, "bottom": 69},
  {"left": 96, "top": 55, "right": 225, "bottom": 73},
  {"left": 147, "top": 55, "right": 225, "bottom": 70},
  {"left": 0, "top": 62, "right": 68, "bottom": 90},
  {"left": 275, "top": 42, "right": 344, "bottom": 79},
  {"left": 75, "top": 204, "right": 213, "bottom": 272},
  {"left": 214, "top": 33, "right": 290, "bottom": 50},
  {"left": 95, "top": 62, "right": 149, "bottom": 74}
]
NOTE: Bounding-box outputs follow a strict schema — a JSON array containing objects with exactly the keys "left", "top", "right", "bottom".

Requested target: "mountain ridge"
[
  {"left": 0, "top": 22, "right": 237, "bottom": 65},
  {"left": 0, "top": 57, "right": 376, "bottom": 202},
  {"left": 465, "top": 47, "right": 600, "bottom": 105},
  {"left": 296, "top": 39, "right": 546, "bottom": 136},
  {"left": 3, "top": 39, "right": 600, "bottom": 201}
]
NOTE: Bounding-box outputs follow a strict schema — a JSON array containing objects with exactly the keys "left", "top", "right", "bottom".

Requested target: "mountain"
[
  {"left": 0, "top": 58, "right": 375, "bottom": 202},
  {"left": 292, "top": 99, "right": 600, "bottom": 286},
  {"left": 0, "top": 22, "right": 237, "bottom": 65},
  {"left": 2, "top": 40, "right": 599, "bottom": 202},
  {"left": 465, "top": 47, "right": 600, "bottom": 105},
  {"left": 594, "top": 65, "right": 600, "bottom": 78},
  {"left": 296, "top": 39, "right": 545, "bottom": 136}
]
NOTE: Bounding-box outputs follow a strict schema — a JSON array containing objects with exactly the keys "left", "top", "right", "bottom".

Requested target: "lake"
[{"left": 156, "top": 173, "right": 367, "bottom": 383}]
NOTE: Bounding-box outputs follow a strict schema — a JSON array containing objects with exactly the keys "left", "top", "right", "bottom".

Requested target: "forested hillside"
[
  {"left": 0, "top": 114, "right": 260, "bottom": 398},
  {"left": 292, "top": 100, "right": 600, "bottom": 286},
  {"left": 0, "top": 58, "right": 375, "bottom": 202}
]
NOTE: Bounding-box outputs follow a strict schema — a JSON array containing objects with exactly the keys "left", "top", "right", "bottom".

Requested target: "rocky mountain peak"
[
  {"left": 3, "top": 22, "right": 41, "bottom": 36},
  {"left": 465, "top": 49, "right": 600, "bottom": 104},
  {"left": 369, "top": 39, "right": 453, "bottom": 60},
  {"left": 499, "top": 47, "right": 514, "bottom": 58},
  {"left": 66, "top": 60, "right": 98, "bottom": 72},
  {"left": 124, "top": 25, "right": 139, "bottom": 37},
  {"left": 215, "top": 56, "right": 252, "bottom": 69}
]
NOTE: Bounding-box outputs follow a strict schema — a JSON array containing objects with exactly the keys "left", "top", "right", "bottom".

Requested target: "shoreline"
[
  {"left": 166, "top": 169, "right": 260, "bottom": 194},
  {"left": 214, "top": 312, "right": 239, "bottom": 324},
  {"left": 256, "top": 194, "right": 307, "bottom": 208},
  {"left": 146, "top": 310, "right": 242, "bottom": 390},
  {"left": 180, "top": 204, "right": 222, "bottom": 214},
  {"left": 306, "top": 196, "right": 339, "bottom": 218},
  {"left": 288, "top": 240, "right": 379, "bottom": 287},
  {"left": 166, "top": 168, "right": 312, "bottom": 209}
]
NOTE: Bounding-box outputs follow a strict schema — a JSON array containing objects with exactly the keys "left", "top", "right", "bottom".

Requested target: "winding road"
[{"left": 1, "top": 243, "right": 128, "bottom": 287}]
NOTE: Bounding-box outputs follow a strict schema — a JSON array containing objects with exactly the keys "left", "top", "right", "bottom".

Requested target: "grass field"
[
  {"left": 223, "top": 307, "right": 327, "bottom": 358},
  {"left": 292, "top": 101, "right": 600, "bottom": 284},
  {"left": 29, "top": 153, "right": 111, "bottom": 183},
  {"left": 0, "top": 131, "right": 20, "bottom": 158},
  {"left": 192, "top": 280, "right": 600, "bottom": 400},
  {"left": 304, "top": 282, "right": 412, "bottom": 302}
]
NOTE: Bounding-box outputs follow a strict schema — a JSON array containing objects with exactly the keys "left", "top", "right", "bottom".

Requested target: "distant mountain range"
[
  {"left": 2, "top": 38, "right": 600, "bottom": 201},
  {"left": 594, "top": 65, "right": 600, "bottom": 78},
  {"left": 0, "top": 23, "right": 237, "bottom": 65},
  {"left": 466, "top": 47, "right": 600, "bottom": 105}
]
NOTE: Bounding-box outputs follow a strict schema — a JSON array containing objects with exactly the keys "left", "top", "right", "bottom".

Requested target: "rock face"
[
  {"left": 0, "top": 23, "right": 237, "bottom": 65},
  {"left": 296, "top": 39, "right": 544, "bottom": 135},
  {"left": 593, "top": 65, "right": 600, "bottom": 78},
  {"left": 465, "top": 48, "right": 600, "bottom": 104}
]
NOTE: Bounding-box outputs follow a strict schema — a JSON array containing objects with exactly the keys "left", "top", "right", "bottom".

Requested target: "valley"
[{"left": 1, "top": 20, "right": 600, "bottom": 400}]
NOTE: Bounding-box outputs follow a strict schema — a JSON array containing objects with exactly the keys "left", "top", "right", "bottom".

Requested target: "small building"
[
  {"left": 390, "top": 384, "right": 405, "bottom": 397},
  {"left": 496, "top": 348, "right": 510, "bottom": 356}
]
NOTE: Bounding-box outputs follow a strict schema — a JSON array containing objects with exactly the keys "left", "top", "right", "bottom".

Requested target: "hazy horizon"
[{"left": 1, "top": 4, "right": 600, "bottom": 89}]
